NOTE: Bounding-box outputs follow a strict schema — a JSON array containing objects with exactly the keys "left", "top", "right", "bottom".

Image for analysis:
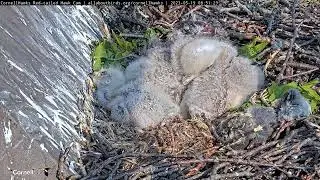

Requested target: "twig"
[
  {"left": 294, "top": 43, "right": 319, "bottom": 57},
  {"left": 102, "top": 23, "right": 111, "bottom": 40},
  {"left": 177, "top": 6, "right": 186, "bottom": 19},
  {"left": 276, "top": 0, "right": 301, "bottom": 83},
  {"left": 150, "top": 6, "right": 171, "bottom": 22},
  {"left": 304, "top": 118, "right": 320, "bottom": 130},
  {"left": 185, "top": 168, "right": 212, "bottom": 180},
  {"left": 107, "top": 160, "right": 122, "bottom": 180},
  {"left": 265, "top": 4, "right": 280, "bottom": 34},
  {"left": 210, "top": 171, "right": 255, "bottom": 179},
  {"left": 166, "top": 5, "right": 184, "bottom": 15},
  {"left": 299, "top": 38, "right": 317, "bottom": 47},
  {"left": 264, "top": 49, "right": 281, "bottom": 75},
  {"left": 210, "top": 125, "right": 223, "bottom": 143},
  {"left": 154, "top": 20, "right": 174, "bottom": 28},
  {"left": 178, "top": 158, "right": 309, "bottom": 170},
  {"left": 286, "top": 62, "right": 319, "bottom": 70},
  {"left": 275, "top": 166, "right": 299, "bottom": 178},
  {"left": 148, "top": 167, "right": 180, "bottom": 179},
  {"left": 119, "top": 33, "right": 145, "bottom": 38},
  {"left": 280, "top": 68, "right": 319, "bottom": 80},
  {"left": 235, "top": 0, "right": 253, "bottom": 16},
  {"left": 82, "top": 153, "right": 182, "bottom": 179},
  {"left": 135, "top": 7, "right": 149, "bottom": 19},
  {"left": 219, "top": 7, "right": 241, "bottom": 13},
  {"left": 228, "top": 30, "right": 256, "bottom": 40},
  {"left": 56, "top": 147, "right": 72, "bottom": 180},
  {"left": 211, "top": 162, "right": 231, "bottom": 175},
  {"left": 241, "top": 140, "right": 279, "bottom": 159},
  {"left": 223, "top": 11, "right": 244, "bottom": 21},
  {"left": 114, "top": 163, "right": 180, "bottom": 180},
  {"left": 276, "top": 138, "right": 316, "bottom": 164},
  {"left": 262, "top": 148, "right": 288, "bottom": 160},
  {"left": 256, "top": 47, "right": 272, "bottom": 60},
  {"left": 184, "top": 6, "right": 202, "bottom": 16},
  {"left": 297, "top": 54, "right": 320, "bottom": 66}
]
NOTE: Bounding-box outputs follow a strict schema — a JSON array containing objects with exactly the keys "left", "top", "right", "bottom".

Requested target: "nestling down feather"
[{"left": 95, "top": 36, "right": 265, "bottom": 129}]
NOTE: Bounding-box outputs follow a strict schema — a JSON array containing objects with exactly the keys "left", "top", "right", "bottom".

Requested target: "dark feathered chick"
[{"left": 278, "top": 89, "right": 312, "bottom": 121}]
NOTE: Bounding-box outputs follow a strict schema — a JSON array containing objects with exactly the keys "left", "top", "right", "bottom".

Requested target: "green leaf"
[
  {"left": 239, "top": 37, "right": 269, "bottom": 59},
  {"left": 92, "top": 40, "right": 108, "bottom": 59},
  {"left": 111, "top": 43, "right": 118, "bottom": 53},
  {"left": 92, "top": 40, "right": 109, "bottom": 71},
  {"left": 310, "top": 100, "right": 318, "bottom": 112},
  {"left": 90, "top": 32, "right": 138, "bottom": 72},
  {"left": 155, "top": 26, "right": 171, "bottom": 34},
  {"left": 299, "top": 80, "right": 320, "bottom": 112},
  {"left": 92, "top": 57, "right": 102, "bottom": 72},
  {"left": 144, "top": 28, "right": 158, "bottom": 40},
  {"left": 254, "top": 41, "right": 269, "bottom": 54},
  {"left": 265, "top": 80, "right": 320, "bottom": 113},
  {"left": 302, "top": 79, "right": 319, "bottom": 88},
  {"left": 267, "top": 82, "right": 300, "bottom": 102}
]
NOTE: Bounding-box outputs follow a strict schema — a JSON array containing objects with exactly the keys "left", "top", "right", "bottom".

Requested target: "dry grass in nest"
[
  {"left": 76, "top": 115, "right": 220, "bottom": 179},
  {"left": 140, "top": 116, "right": 217, "bottom": 157},
  {"left": 112, "top": 116, "right": 218, "bottom": 173}
]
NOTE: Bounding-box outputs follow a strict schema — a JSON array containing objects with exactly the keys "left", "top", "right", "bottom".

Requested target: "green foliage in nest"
[
  {"left": 235, "top": 101, "right": 255, "bottom": 112},
  {"left": 239, "top": 37, "right": 269, "bottom": 60},
  {"left": 235, "top": 80, "right": 320, "bottom": 113},
  {"left": 91, "top": 27, "right": 169, "bottom": 72},
  {"left": 266, "top": 80, "right": 320, "bottom": 113},
  {"left": 144, "top": 27, "right": 170, "bottom": 40},
  {"left": 144, "top": 28, "right": 160, "bottom": 41},
  {"left": 91, "top": 32, "right": 137, "bottom": 72}
]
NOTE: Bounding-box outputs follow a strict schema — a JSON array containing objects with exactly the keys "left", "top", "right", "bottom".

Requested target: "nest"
[
  {"left": 75, "top": 113, "right": 320, "bottom": 180},
  {"left": 57, "top": 1, "right": 320, "bottom": 179}
]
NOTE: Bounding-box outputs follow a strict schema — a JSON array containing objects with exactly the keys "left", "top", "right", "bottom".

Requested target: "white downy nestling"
[{"left": 95, "top": 36, "right": 266, "bottom": 129}]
